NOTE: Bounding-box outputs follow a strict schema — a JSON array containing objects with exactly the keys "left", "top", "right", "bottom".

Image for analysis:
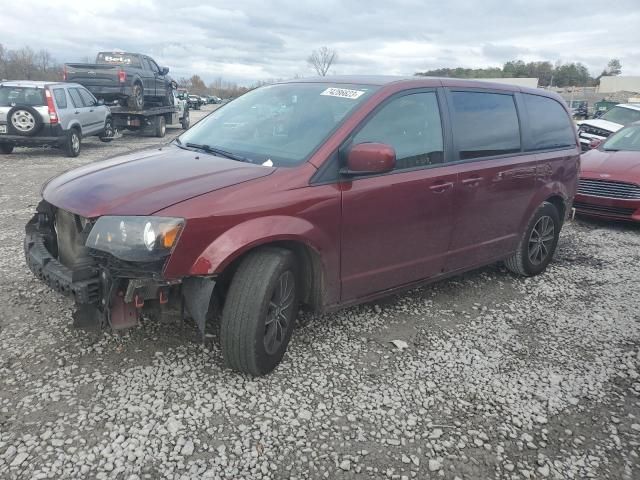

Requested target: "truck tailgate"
[{"left": 65, "top": 64, "right": 121, "bottom": 87}]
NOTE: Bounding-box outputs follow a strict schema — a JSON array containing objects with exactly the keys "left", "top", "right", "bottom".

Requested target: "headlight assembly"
[{"left": 86, "top": 216, "right": 184, "bottom": 261}]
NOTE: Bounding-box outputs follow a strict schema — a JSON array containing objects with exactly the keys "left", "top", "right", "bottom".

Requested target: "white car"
[{"left": 577, "top": 103, "right": 640, "bottom": 151}]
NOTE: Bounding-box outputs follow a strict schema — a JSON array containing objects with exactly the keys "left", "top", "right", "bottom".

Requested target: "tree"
[
  {"left": 307, "top": 46, "right": 337, "bottom": 76},
  {"left": 606, "top": 58, "right": 622, "bottom": 76}
]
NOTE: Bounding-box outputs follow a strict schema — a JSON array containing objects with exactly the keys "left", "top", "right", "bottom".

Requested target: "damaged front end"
[{"left": 24, "top": 201, "right": 214, "bottom": 335}]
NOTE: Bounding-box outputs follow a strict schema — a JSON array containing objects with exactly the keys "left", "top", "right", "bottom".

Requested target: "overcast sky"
[{"left": 2, "top": 0, "right": 639, "bottom": 85}]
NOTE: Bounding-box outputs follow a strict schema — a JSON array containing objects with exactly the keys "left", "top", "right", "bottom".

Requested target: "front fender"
[{"left": 188, "top": 215, "right": 332, "bottom": 276}]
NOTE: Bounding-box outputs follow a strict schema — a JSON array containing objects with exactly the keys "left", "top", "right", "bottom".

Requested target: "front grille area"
[
  {"left": 573, "top": 201, "right": 636, "bottom": 218},
  {"left": 577, "top": 179, "right": 640, "bottom": 199},
  {"left": 578, "top": 124, "right": 612, "bottom": 138}
]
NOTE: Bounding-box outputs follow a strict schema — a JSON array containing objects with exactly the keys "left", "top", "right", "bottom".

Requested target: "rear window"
[
  {"left": 523, "top": 94, "right": 576, "bottom": 151},
  {"left": 0, "top": 86, "right": 45, "bottom": 107},
  {"left": 96, "top": 52, "right": 141, "bottom": 67},
  {"left": 600, "top": 106, "right": 640, "bottom": 125},
  {"left": 450, "top": 91, "right": 521, "bottom": 160},
  {"left": 52, "top": 88, "right": 68, "bottom": 109}
]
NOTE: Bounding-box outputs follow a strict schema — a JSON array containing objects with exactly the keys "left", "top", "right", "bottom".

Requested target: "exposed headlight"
[{"left": 86, "top": 216, "right": 184, "bottom": 261}]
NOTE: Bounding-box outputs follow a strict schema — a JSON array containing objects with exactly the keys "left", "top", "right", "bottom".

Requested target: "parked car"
[
  {"left": 574, "top": 122, "right": 640, "bottom": 222},
  {"left": 187, "top": 94, "right": 202, "bottom": 110},
  {"left": 577, "top": 103, "right": 640, "bottom": 151},
  {"left": 64, "top": 52, "right": 173, "bottom": 111},
  {"left": 0, "top": 80, "right": 112, "bottom": 157},
  {"left": 24, "top": 76, "right": 579, "bottom": 375}
]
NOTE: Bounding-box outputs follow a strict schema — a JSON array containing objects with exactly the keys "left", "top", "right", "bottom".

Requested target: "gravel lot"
[{"left": 1, "top": 106, "right": 639, "bottom": 479}]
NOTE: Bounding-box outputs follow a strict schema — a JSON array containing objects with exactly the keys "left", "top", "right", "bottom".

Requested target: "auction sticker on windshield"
[{"left": 320, "top": 88, "right": 365, "bottom": 99}]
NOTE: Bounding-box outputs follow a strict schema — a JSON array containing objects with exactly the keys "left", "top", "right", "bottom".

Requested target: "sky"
[{"left": 2, "top": 0, "right": 639, "bottom": 85}]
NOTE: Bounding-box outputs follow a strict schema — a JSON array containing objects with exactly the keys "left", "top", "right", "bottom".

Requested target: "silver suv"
[{"left": 0, "top": 81, "right": 113, "bottom": 157}]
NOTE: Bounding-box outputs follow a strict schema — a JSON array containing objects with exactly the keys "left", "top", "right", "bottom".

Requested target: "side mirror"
[
  {"left": 97, "top": 98, "right": 105, "bottom": 106},
  {"left": 160, "top": 67, "right": 170, "bottom": 75},
  {"left": 343, "top": 143, "right": 396, "bottom": 175}
]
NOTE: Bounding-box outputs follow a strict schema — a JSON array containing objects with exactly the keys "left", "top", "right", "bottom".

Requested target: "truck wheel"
[
  {"left": 127, "top": 83, "right": 144, "bottom": 110},
  {"left": 154, "top": 116, "right": 166, "bottom": 138},
  {"left": 504, "top": 201, "right": 561, "bottom": 277},
  {"left": 99, "top": 118, "right": 114, "bottom": 143},
  {"left": 221, "top": 248, "right": 299, "bottom": 375},
  {"left": 8, "top": 106, "right": 43, "bottom": 137},
  {"left": 0, "top": 144, "right": 14, "bottom": 154},
  {"left": 181, "top": 111, "right": 190, "bottom": 130},
  {"left": 63, "top": 129, "right": 81, "bottom": 157}
]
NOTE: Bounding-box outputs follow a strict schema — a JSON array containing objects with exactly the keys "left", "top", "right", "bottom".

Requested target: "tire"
[
  {"left": 505, "top": 201, "right": 561, "bottom": 277},
  {"left": 154, "top": 116, "right": 166, "bottom": 138},
  {"left": 127, "top": 83, "right": 144, "bottom": 110},
  {"left": 7, "top": 106, "right": 43, "bottom": 137},
  {"left": 63, "top": 129, "right": 81, "bottom": 157},
  {"left": 181, "top": 111, "right": 190, "bottom": 130},
  {"left": 0, "top": 144, "right": 14, "bottom": 154},
  {"left": 221, "top": 248, "right": 299, "bottom": 375},
  {"left": 99, "top": 117, "right": 114, "bottom": 143}
]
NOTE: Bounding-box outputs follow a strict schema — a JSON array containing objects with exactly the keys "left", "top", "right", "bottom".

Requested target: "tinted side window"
[
  {"left": 52, "top": 88, "right": 67, "bottom": 109},
  {"left": 352, "top": 92, "right": 444, "bottom": 169},
  {"left": 68, "top": 88, "right": 83, "bottom": 109},
  {"left": 450, "top": 91, "right": 520, "bottom": 160},
  {"left": 78, "top": 88, "right": 96, "bottom": 107},
  {"left": 523, "top": 94, "right": 576, "bottom": 151}
]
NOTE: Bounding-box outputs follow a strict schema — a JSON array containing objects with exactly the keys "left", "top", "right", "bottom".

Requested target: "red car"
[
  {"left": 24, "top": 76, "right": 579, "bottom": 375},
  {"left": 575, "top": 122, "right": 640, "bottom": 222}
]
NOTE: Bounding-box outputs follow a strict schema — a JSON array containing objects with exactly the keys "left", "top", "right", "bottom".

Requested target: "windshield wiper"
[{"left": 184, "top": 142, "right": 252, "bottom": 163}]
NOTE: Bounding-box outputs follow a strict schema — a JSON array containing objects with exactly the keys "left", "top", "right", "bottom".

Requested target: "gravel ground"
[{"left": 1, "top": 108, "right": 640, "bottom": 479}]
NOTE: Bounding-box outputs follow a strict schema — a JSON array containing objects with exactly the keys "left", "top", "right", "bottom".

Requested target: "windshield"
[
  {"left": 177, "top": 82, "right": 379, "bottom": 167},
  {"left": 0, "top": 86, "right": 45, "bottom": 107},
  {"left": 96, "top": 52, "right": 141, "bottom": 67},
  {"left": 602, "top": 125, "right": 640, "bottom": 152},
  {"left": 600, "top": 106, "right": 640, "bottom": 125}
]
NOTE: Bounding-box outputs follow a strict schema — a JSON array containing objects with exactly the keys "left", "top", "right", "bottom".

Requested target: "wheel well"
[
  {"left": 545, "top": 195, "right": 566, "bottom": 221},
  {"left": 216, "top": 241, "right": 325, "bottom": 312}
]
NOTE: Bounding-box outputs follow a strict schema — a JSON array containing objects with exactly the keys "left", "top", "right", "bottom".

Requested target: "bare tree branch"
[{"left": 307, "top": 46, "right": 338, "bottom": 76}]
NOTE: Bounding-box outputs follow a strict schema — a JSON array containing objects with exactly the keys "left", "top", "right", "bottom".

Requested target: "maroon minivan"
[{"left": 25, "top": 77, "right": 579, "bottom": 375}]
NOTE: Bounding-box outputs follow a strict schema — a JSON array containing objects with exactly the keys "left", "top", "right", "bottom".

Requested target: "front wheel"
[
  {"left": 221, "top": 248, "right": 299, "bottom": 375},
  {"left": 181, "top": 111, "right": 190, "bottom": 130},
  {"left": 505, "top": 201, "right": 561, "bottom": 276},
  {"left": 154, "top": 116, "right": 166, "bottom": 138},
  {"left": 99, "top": 118, "right": 114, "bottom": 142}
]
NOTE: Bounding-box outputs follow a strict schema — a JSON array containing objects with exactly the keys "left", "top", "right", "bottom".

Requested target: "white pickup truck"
[{"left": 577, "top": 103, "right": 640, "bottom": 151}]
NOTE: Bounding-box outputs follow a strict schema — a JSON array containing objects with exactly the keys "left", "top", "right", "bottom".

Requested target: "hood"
[
  {"left": 580, "top": 148, "right": 640, "bottom": 183},
  {"left": 43, "top": 145, "right": 274, "bottom": 217},
  {"left": 576, "top": 118, "right": 624, "bottom": 134}
]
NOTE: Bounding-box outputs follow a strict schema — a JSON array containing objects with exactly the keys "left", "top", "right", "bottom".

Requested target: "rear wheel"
[
  {"left": 221, "top": 248, "right": 299, "bottom": 375},
  {"left": 0, "top": 144, "right": 14, "bottom": 154},
  {"left": 127, "top": 83, "right": 144, "bottom": 110},
  {"left": 63, "top": 129, "right": 81, "bottom": 157},
  {"left": 505, "top": 201, "right": 561, "bottom": 276},
  {"left": 154, "top": 116, "right": 166, "bottom": 137}
]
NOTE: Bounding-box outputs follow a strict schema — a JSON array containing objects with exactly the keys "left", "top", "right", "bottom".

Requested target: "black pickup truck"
[{"left": 64, "top": 52, "right": 173, "bottom": 110}]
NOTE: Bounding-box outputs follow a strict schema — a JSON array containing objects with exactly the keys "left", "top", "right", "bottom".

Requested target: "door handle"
[
  {"left": 461, "top": 176, "right": 483, "bottom": 186},
  {"left": 429, "top": 181, "right": 454, "bottom": 193},
  {"left": 89, "top": 109, "right": 94, "bottom": 112},
  {"left": 74, "top": 111, "right": 80, "bottom": 114}
]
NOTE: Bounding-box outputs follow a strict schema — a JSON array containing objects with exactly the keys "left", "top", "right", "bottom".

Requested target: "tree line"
[
  {"left": 0, "top": 44, "right": 63, "bottom": 81},
  {"left": 415, "top": 59, "right": 622, "bottom": 88}
]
